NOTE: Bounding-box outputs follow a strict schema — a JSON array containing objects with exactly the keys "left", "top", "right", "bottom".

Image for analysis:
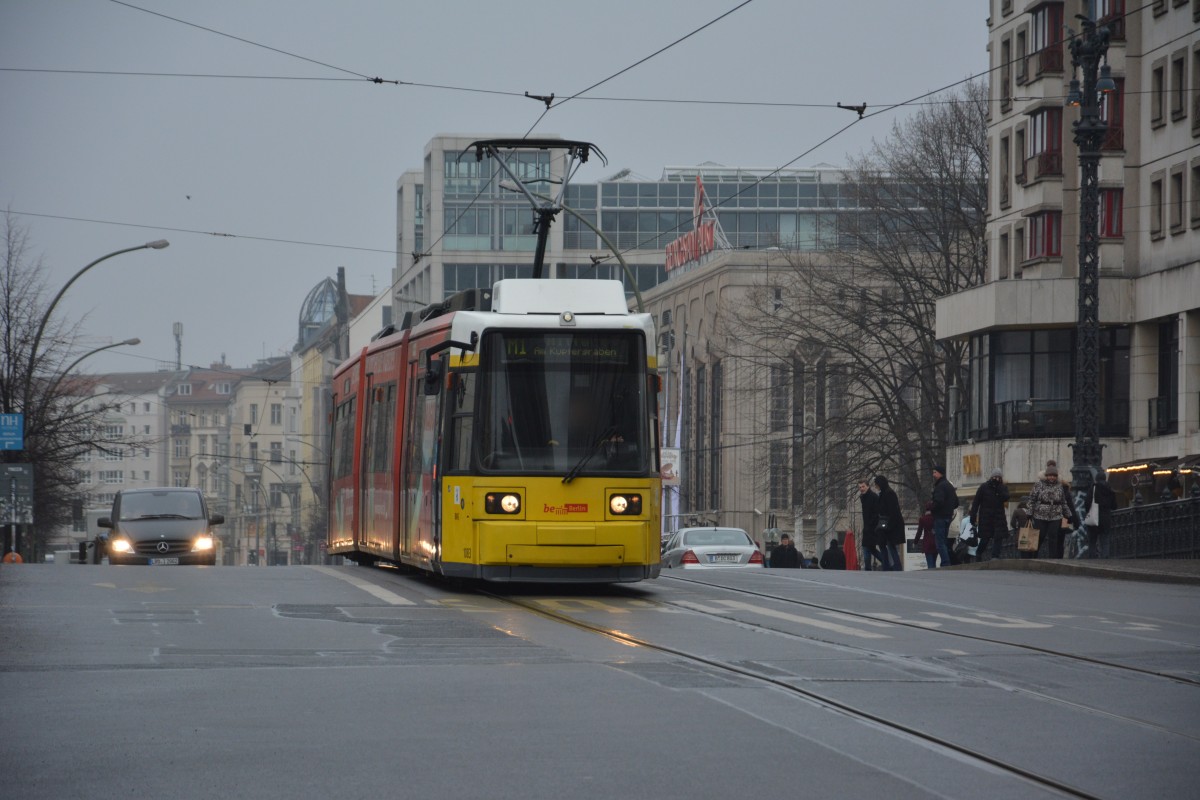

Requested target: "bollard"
[{"left": 79, "top": 541, "right": 88, "bottom": 564}]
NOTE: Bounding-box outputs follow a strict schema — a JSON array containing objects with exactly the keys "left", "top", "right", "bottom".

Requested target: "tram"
[{"left": 326, "top": 278, "right": 662, "bottom": 582}]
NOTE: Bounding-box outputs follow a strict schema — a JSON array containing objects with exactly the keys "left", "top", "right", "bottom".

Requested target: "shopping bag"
[
  {"left": 1017, "top": 524, "right": 1040, "bottom": 552},
  {"left": 1084, "top": 500, "right": 1099, "bottom": 527}
]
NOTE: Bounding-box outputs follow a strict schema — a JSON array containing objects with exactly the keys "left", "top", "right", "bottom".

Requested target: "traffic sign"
[
  {"left": 1, "top": 463, "right": 34, "bottom": 525},
  {"left": 0, "top": 414, "right": 23, "bottom": 451}
]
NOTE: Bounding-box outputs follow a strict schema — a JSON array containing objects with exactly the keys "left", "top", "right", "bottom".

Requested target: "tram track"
[
  {"left": 478, "top": 586, "right": 1108, "bottom": 800},
  {"left": 661, "top": 574, "right": 1200, "bottom": 689}
]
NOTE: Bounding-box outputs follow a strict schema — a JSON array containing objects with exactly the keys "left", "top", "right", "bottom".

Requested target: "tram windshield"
[{"left": 476, "top": 330, "right": 650, "bottom": 476}]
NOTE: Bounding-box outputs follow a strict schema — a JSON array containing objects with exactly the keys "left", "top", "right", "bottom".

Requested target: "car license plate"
[
  {"left": 709, "top": 554, "right": 740, "bottom": 563},
  {"left": 148, "top": 557, "right": 180, "bottom": 566}
]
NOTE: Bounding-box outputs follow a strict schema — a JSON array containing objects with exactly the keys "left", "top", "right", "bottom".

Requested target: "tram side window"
[
  {"left": 446, "top": 372, "right": 476, "bottom": 473},
  {"left": 331, "top": 397, "right": 356, "bottom": 480},
  {"left": 364, "top": 384, "right": 397, "bottom": 474}
]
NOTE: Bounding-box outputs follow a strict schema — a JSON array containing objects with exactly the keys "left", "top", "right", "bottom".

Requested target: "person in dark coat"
[
  {"left": 819, "top": 539, "right": 846, "bottom": 570},
  {"left": 969, "top": 468, "right": 1010, "bottom": 560},
  {"left": 929, "top": 465, "right": 957, "bottom": 567},
  {"left": 769, "top": 533, "right": 801, "bottom": 568},
  {"left": 857, "top": 480, "right": 882, "bottom": 571},
  {"left": 873, "top": 475, "right": 905, "bottom": 571},
  {"left": 913, "top": 502, "right": 937, "bottom": 568},
  {"left": 1084, "top": 470, "right": 1117, "bottom": 558}
]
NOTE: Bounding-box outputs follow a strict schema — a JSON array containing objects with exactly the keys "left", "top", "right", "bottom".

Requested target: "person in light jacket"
[{"left": 1023, "top": 462, "right": 1079, "bottom": 559}]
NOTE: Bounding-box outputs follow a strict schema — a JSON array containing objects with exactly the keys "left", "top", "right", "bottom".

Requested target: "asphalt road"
[{"left": 1, "top": 563, "right": 1198, "bottom": 799}]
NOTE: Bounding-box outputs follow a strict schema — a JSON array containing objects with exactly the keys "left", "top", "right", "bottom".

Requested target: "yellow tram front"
[{"left": 436, "top": 292, "right": 661, "bottom": 582}]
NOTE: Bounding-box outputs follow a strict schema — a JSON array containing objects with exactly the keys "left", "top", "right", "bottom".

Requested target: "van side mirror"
[
  {"left": 209, "top": 513, "right": 225, "bottom": 526},
  {"left": 97, "top": 517, "right": 112, "bottom": 529}
]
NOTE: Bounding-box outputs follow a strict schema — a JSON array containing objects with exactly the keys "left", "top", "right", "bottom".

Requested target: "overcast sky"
[{"left": 1, "top": 0, "right": 987, "bottom": 375}]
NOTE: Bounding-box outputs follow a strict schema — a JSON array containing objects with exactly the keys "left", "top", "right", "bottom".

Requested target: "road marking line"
[
  {"left": 309, "top": 566, "right": 415, "bottom": 605},
  {"left": 715, "top": 600, "right": 889, "bottom": 639},
  {"left": 923, "top": 611, "right": 1050, "bottom": 629}
]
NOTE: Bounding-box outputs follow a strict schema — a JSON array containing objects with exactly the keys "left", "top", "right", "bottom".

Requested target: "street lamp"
[
  {"left": 1065, "top": 8, "right": 1114, "bottom": 520},
  {"left": 29, "top": 240, "right": 168, "bottom": 379},
  {"left": 46, "top": 338, "right": 141, "bottom": 400}
]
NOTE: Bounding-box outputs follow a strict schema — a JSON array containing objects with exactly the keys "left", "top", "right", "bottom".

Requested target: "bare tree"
[
  {"left": 727, "top": 80, "right": 989, "bottom": 514},
  {"left": 1, "top": 213, "right": 146, "bottom": 555}
]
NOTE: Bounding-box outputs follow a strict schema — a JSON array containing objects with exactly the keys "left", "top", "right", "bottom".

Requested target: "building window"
[
  {"left": 1150, "top": 176, "right": 1165, "bottom": 238},
  {"left": 1028, "top": 108, "right": 1063, "bottom": 178},
  {"left": 270, "top": 484, "right": 284, "bottom": 509},
  {"left": 1190, "top": 161, "right": 1200, "bottom": 227},
  {"left": 999, "top": 134, "right": 1011, "bottom": 208},
  {"left": 1027, "top": 211, "right": 1062, "bottom": 259},
  {"left": 173, "top": 438, "right": 189, "bottom": 459},
  {"left": 1170, "top": 167, "right": 1186, "bottom": 233},
  {"left": 1100, "top": 188, "right": 1124, "bottom": 238},
  {"left": 1000, "top": 37, "right": 1012, "bottom": 110},
  {"left": 1151, "top": 60, "right": 1166, "bottom": 127},
  {"left": 1029, "top": 3, "right": 1064, "bottom": 76},
  {"left": 270, "top": 404, "right": 282, "bottom": 425},
  {"left": 1098, "top": 0, "right": 1126, "bottom": 39},
  {"left": 177, "top": 383, "right": 192, "bottom": 396},
  {"left": 693, "top": 365, "right": 706, "bottom": 510},
  {"left": 1014, "top": 128, "right": 1027, "bottom": 183},
  {"left": 216, "top": 382, "right": 231, "bottom": 395},
  {"left": 1014, "top": 226, "right": 1025, "bottom": 274},
  {"left": 270, "top": 442, "right": 283, "bottom": 464},
  {"left": 1100, "top": 78, "right": 1125, "bottom": 150},
  {"left": 173, "top": 470, "right": 188, "bottom": 488},
  {"left": 1170, "top": 51, "right": 1187, "bottom": 122},
  {"left": 999, "top": 231, "right": 1011, "bottom": 279},
  {"left": 769, "top": 441, "right": 788, "bottom": 510},
  {"left": 1015, "top": 28, "right": 1028, "bottom": 83},
  {"left": 769, "top": 365, "right": 790, "bottom": 431}
]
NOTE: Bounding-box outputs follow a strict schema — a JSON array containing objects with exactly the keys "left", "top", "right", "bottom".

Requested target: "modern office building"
[
  {"left": 392, "top": 134, "right": 853, "bottom": 308},
  {"left": 937, "top": 0, "right": 1200, "bottom": 501}
]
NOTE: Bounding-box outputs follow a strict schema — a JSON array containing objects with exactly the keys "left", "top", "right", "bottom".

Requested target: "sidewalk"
[{"left": 952, "top": 558, "right": 1200, "bottom": 586}]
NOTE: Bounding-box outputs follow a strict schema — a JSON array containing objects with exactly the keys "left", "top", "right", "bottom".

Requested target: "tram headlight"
[
  {"left": 485, "top": 492, "right": 522, "bottom": 515},
  {"left": 608, "top": 493, "right": 642, "bottom": 516}
]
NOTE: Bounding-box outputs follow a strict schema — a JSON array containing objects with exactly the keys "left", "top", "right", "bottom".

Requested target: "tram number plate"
[
  {"left": 709, "top": 554, "right": 740, "bottom": 563},
  {"left": 148, "top": 557, "right": 180, "bottom": 566}
]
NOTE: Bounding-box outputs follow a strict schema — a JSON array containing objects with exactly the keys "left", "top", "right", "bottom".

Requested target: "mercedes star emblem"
[{"left": 156, "top": 541, "right": 171, "bottom": 553}]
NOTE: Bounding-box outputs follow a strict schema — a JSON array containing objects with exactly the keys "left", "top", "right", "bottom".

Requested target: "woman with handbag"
[
  {"left": 969, "top": 468, "right": 1010, "bottom": 561},
  {"left": 1023, "top": 462, "right": 1079, "bottom": 558}
]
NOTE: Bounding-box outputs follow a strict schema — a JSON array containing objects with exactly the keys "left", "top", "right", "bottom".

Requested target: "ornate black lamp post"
[{"left": 1066, "top": 8, "right": 1116, "bottom": 521}]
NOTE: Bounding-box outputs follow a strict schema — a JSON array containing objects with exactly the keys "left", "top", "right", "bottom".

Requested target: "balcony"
[
  {"left": 1034, "top": 151, "right": 1063, "bottom": 179},
  {"left": 1028, "top": 45, "right": 1063, "bottom": 78},
  {"left": 992, "top": 399, "right": 1073, "bottom": 438},
  {"left": 1101, "top": 127, "right": 1124, "bottom": 151}
]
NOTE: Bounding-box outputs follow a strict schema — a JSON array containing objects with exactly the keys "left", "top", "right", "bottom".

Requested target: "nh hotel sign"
[{"left": 664, "top": 176, "right": 730, "bottom": 272}]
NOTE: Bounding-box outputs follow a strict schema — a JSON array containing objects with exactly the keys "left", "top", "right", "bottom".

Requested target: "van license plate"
[{"left": 148, "top": 557, "right": 180, "bottom": 566}]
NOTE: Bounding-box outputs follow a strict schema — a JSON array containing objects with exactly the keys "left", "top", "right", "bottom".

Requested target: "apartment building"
[{"left": 937, "top": 0, "right": 1200, "bottom": 500}]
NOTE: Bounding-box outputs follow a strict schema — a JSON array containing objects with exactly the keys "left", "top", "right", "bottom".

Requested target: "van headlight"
[
  {"left": 110, "top": 539, "right": 134, "bottom": 554},
  {"left": 192, "top": 536, "right": 214, "bottom": 552}
]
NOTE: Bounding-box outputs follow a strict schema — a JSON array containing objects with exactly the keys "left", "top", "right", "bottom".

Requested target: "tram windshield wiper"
[{"left": 562, "top": 426, "right": 618, "bottom": 484}]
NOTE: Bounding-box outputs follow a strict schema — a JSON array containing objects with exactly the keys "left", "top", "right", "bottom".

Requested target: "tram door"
[{"left": 402, "top": 354, "right": 444, "bottom": 564}]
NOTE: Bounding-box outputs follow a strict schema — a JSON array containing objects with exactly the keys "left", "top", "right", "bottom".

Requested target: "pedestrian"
[
  {"left": 803, "top": 550, "right": 818, "bottom": 568},
  {"left": 1084, "top": 470, "right": 1117, "bottom": 558},
  {"left": 819, "top": 539, "right": 846, "bottom": 570},
  {"left": 929, "top": 464, "right": 958, "bottom": 567},
  {"left": 873, "top": 475, "right": 905, "bottom": 571},
  {"left": 1024, "top": 461, "right": 1079, "bottom": 558},
  {"left": 913, "top": 502, "right": 937, "bottom": 568},
  {"left": 769, "top": 533, "right": 801, "bottom": 568},
  {"left": 857, "top": 480, "right": 882, "bottom": 571},
  {"left": 969, "top": 468, "right": 1010, "bottom": 561}
]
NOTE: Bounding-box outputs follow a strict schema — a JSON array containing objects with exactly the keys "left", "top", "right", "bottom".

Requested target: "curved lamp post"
[
  {"left": 28, "top": 240, "right": 168, "bottom": 384},
  {"left": 46, "top": 338, "right": 141, "bottom": 400}
]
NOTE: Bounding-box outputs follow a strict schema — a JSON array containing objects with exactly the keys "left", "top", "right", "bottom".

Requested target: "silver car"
[{"left": 661, "top": 527, "right": 764, "bottom": 569}]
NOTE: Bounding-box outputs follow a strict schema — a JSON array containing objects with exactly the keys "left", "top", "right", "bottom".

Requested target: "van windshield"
[{"left": 119, "top": 491, "right": 204, "bottom": 521}]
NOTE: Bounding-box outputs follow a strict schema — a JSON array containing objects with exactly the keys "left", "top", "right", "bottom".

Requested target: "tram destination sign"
[{"left": 501, "top": 334, "right": 633, "bottom": 365}]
